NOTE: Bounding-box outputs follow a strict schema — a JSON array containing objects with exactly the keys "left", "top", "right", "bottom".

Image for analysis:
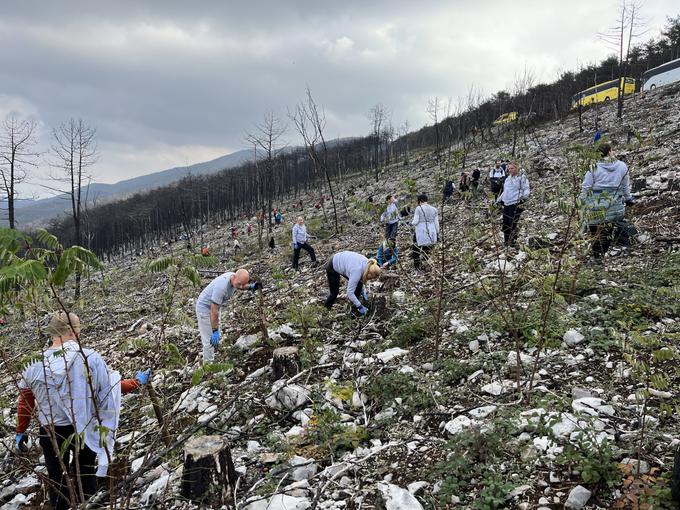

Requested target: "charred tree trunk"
[
  {"left": 181, "top": 435, "right": 237, "bottom": 508},
  {"left": 271, "top": 346, "right": 300, "bottom": 381}
]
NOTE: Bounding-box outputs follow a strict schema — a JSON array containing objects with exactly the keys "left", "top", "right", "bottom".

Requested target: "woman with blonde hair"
[{"left": 324, "top": 251, "right": 380, "bottom": 315}]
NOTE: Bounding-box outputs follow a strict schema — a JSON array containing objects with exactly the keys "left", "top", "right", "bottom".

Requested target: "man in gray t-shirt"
[{"left": 195, "top": 268, "right": 261, "bottom": 363}]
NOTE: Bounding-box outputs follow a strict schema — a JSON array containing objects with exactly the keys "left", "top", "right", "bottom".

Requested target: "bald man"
[{"left": 195, "top": 268, "right": 262, "bottom": 363}]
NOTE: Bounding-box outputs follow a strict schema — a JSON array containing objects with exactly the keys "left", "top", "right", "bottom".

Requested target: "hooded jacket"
[{"left": 580, "top": 157, "right": 632, "bottom": 225}]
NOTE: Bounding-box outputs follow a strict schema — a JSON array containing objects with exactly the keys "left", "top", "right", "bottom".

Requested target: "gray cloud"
[{"left": 1, "top": 0, "right": 677, "bottom": 192}]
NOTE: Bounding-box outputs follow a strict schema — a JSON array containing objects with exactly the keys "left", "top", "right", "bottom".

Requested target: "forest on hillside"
[{"left": 40, "top": 15, "right": 680, "bottom": 259}]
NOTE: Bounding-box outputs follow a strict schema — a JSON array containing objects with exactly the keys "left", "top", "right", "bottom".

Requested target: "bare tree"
[
  {"left": 290, "top": 88, "right": 339, "bottom": 234},
  {"left": 426, "top": 97, "right": 442, "bottom": 156},
  {"left": 399, "top": 120, "right": 410, "bottom": 164},
  {"left": 511, "top": 66, "right": 536, "bottom": 156},
  {"left": 50, "top": 119, "right": 97, "bottom": 298},
  {"left": 367, "top": 103, "right": 389, "bottom": 181},
  {"left": 598, "top": 0, "right": 646, "bottom": 119},
  {"left": 245, "top": 111, "right": 287, "bottom": 239},
  {"left": 0, "top": 116, "right": 38, "bottom": 229}
]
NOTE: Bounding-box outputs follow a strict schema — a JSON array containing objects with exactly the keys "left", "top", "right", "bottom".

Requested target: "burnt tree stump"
[
  {"left": 271, "top": 346, "right": 300, "bottom": 381},
  {"left": 372, "top": 294, "right": 389, "bottom": 320},
  {"left": 181, "top": 435, "right": 237, "bottom": 507},
  {"left": 380, "top": 272, "right": 399, "bottom": 292}
]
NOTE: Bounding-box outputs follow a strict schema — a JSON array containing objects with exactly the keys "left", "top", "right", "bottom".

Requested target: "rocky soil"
[{"left": 2, "top": 84, "right": 680, "bottom": 509}]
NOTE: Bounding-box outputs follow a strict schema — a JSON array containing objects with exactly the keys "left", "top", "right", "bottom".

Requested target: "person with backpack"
[
  {"left": 411, "top": 193, "right": 440, "bottom": 270},
  {"left": 488, "top": 161, "right": 506, "bottom": 199},
  {"left": 380, "top": 195, "right": 400, "bottom": 240},
  {"left": 291, "top": 216, "right": 317, "bottom": 270},
  {"left": 579, "top": 142, "right": 635, "bottom": 260},
  {"left": 496, "top": 162, "right": 530, "bottom": 248},
  {"left": 324, "top": 251, "right": 381, "bottom": 314},
  {"left": 15, "top": 312, "right": 150, "bottom": 510},
  {"left": 377, "top": 237, "right": 398, "bottom": 269},
  {"left": 196, "top": 269, "right": 262, "bottom": 363}
]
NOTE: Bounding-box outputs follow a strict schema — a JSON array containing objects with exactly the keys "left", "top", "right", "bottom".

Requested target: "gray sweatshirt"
[
  {"left": 579, "top": 158, "right": 632, "bottom": 201},
  {"left": 332, "top": 251, "right": 368, "bottom": 308}
]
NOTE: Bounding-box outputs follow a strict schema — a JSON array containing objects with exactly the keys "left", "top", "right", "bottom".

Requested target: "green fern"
[{"left": 146, "top": 256, "right": 180, "bottom": 273}]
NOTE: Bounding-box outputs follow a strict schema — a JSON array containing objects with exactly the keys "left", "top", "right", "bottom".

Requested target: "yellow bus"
[
  {"left": 493, "top": 111, "right": 518, "bottom": 125},
  {"left": 571, "top": 77, "right": 636, "bottom": 109}
]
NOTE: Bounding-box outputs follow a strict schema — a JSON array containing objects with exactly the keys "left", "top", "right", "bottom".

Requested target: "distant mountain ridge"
[{"left": 10, "top": 149, "right": 253, "bottom": 227}]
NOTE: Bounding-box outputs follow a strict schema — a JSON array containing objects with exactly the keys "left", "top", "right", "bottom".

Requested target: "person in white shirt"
[
  {"left": 411, "top": 193, "right": 440, "bottom": 270},
  {"left": 495, "top": 162, "right": 530, "bottom": 248},
  {"left": 488, "top": 161, "right": 506, "bottom": 199},
  {"left": 16, "top": 312, "right": 149, "bottom": 510},
  {"left": 324, "top": 251, "right": 381, "bottom": 315},
  {"left": 380, "top": 195, "right": 400, "bottom": 240},
  {"left": 291, "top": 216, "right": 317, "bottom": 270},
  {"left": 195, "top": 269, "right": 261, "bottom": 363}
]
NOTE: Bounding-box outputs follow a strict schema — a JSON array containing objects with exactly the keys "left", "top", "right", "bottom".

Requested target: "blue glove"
[
  {"left": 15, "top": 433, "right": 26, "bottom": 451},
  {"left": 135, "top": 368, "right": 151, "bottom": 385},
  {"left": 357, "top": 306, "right": 368, "bottom": 315},
  {"left": 362, "top": 288, "right": 369, "bottom": 301},
  {"left": 249, "top": 282, "right": 263, "bottom": 291},
  {"left": 210, "top": 330, "right": 221, "bottom": 347},
  {"left": 294, "top": 243, "right": 299, "bottom": 249}
]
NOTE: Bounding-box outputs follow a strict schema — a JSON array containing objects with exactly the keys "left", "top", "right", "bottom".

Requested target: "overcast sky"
[{"left": 1, "top": 0, "right": 677, "bottom": 196}]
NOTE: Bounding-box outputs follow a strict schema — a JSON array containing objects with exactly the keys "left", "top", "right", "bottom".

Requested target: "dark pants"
[
  {"left": 502, "top": 204, "right": 523, "bottom": 247},
  {"left": 324, "top": 258, "right": 363, "bottom": 309},
  {"left": 385, "top": 221, "right": 398, "bottom": 240},
  {"left": 412, "top": 238, "right": 433, "bottom": 270},
  {"left": 490, "top": 181, "right": 502, "bottom": 200},
  {"left": 589, "top": 223, "right": 614, "bottom": 258},
  {"left": 40, "top": 425, "right": 97, "bottom": 510},
  {"left": 293, "top": 242, "right": 316, "bottom": 269}
]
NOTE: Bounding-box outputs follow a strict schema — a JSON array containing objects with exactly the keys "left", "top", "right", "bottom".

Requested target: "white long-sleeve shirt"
[
  {"left": 292, "top": 223, "right": 308, "bottom": 244},
  {"left": 411, "top": 203, "right": 439, "bottom": 246},
  {"left": 20, "top": 341, "right": 121, "bottom": 476},
  {"left": 497, "top": 172, "right": 530, "bottom": 206},
  {"left": 332, "top": 251, "right": 368, "bottom": 308}
]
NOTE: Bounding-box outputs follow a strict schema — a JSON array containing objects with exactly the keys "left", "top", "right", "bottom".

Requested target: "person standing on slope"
[
  {"left": 579, "top": 142, "right": 635, "bottom": 260},
  {"left": 411, "top": 193, "right": 440, "bottom": 270},
  {"left": 195, "top": 269, "right": 261, "bottom": 363},
  {"left": 496, "top": 162, "right": 530, "bottom": 248},
  {"left": 324, "top": 251, "right": 381, "bottom": 314},
  {"left": 488, "top": 161, "right": 506, "bottom": 200},
  {"left": 15, "top": 312, "right": 151, "bottom": 510},
  {"left": 380, "top": 195, "right": 400, "bottom": 240},
  {"left": 291, "top": 216, "right": 317, "bottom": 270}
]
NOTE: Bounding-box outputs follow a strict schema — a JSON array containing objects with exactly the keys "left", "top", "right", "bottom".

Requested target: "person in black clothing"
[
  {"left": 459, "top": 172, "right": 470, "bottom": 193},
  {"left": 471, "top": 168, "right": 481, "bottom": 192},
  {"left": 443, "top": 180, "right": 454, "bottom": 202}
]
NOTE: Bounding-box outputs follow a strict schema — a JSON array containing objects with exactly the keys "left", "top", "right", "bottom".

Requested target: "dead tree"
[
  {"left": 368, "top": 103, "right": 390, "bottom": 181},
  {"left": 599, "top": 0, "right": 646, "bottom": 119},
  {"left": 290, "top": 87, "right": 339, "bottom": 234},
  {"left": 181, "top": 435, "right": 237, "bottom": 507},
  {"left": 50, "top": 119, "right": 98, "bottom": 298},
  {"left": 0, "top": 116, "right": 38, "bottom": 229},
  {"left": 245, "top": 111, "right": 287, "bottom": 237}
]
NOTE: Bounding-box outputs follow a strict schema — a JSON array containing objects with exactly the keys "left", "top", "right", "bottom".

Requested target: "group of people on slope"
[{"left": 13, "top": 140, "right": 636, "bottom": 509}]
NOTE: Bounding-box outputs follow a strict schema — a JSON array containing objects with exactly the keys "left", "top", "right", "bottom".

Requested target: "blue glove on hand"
[
  {"left": 357, "top": 306, "right": 368, "bottom": 316},
  {"left": 362, "top": 288, "right": 369, "bottom": 301},
  {"left": 135, "top": 368, "right": 151, "bottom": 385},
  {"left": 249, "top": 282, "right": 263, "bottom": 291},
  {"left": 210, "top": 330, "right": 221, "bottom": 347},
  {"left": 15, "top": 433, "right": 27, "bottom": 451},
  {"left": 294, "top": 243, "right": 299, "bottom": 249}
]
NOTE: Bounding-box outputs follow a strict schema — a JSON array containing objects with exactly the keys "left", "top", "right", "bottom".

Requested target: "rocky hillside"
[{"left": 1, "top": 84, "right": 680, "bottom": 510}]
